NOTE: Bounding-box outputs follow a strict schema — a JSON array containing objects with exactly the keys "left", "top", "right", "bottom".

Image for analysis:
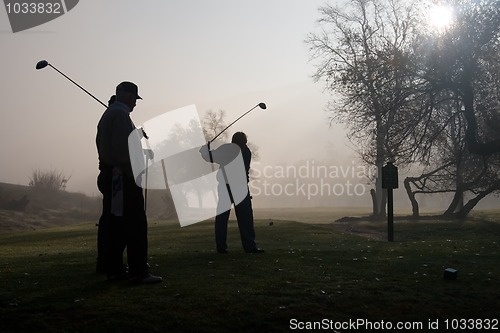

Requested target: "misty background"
[
  {"left": 0, "top": 1, "right": 352, "bottom": 203},
  {"left": 1, "top": 1, "right": 497, "bottom": 211}
]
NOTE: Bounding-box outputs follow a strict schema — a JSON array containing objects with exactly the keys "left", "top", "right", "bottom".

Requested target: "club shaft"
[
  {"left": 210, "top": 104, "right": 259, "bottom": 143},
  {"left": 48, "top": 64, "right": 107, "bottom": 108}
]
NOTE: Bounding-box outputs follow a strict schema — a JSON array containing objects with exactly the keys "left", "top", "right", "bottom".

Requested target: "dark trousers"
[
  {"left": 98, "top": 168, "right": 149, "bottom": 277},
  {"left": 215, "top": 192, "right": 257, "bottom": 252},
  {"left": 96, "top": 169, "right": 112, "bottom": 272}
]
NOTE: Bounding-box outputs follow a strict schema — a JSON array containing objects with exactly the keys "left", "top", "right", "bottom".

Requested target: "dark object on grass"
[{"left": 444, "top": 268, "right": 458, "bottom": 280}]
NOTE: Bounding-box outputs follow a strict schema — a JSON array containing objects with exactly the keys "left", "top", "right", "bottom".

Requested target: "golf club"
[
  {"left": 36, "top": 59, "right": 152, "bottom": 208},
  {"left": 209, "top": 102, "right": 266, "bottom": 143},
  {"left": 36, "top": 59, "right": 149, "bottom": 141},
  {"left": 36, "top": 60, "right": 107, "bottom": 108}
]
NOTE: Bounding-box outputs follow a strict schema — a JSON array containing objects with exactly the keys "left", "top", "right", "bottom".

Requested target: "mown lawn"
[{"left": 0, "top": 214, "right": 499, "bottom": 332}]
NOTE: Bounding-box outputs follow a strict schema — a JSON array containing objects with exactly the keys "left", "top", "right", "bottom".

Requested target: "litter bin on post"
[{"left": 382, "top": 162, "right": 398, "bottom": 242}]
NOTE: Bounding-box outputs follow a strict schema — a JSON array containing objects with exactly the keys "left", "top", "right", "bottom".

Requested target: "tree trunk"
[
  {"left": 374, "top": 166, "right": 384, "bottom": 218},
  {"left": 462, "top": 78, "right": 500, "bottom": 155},
  {"left": 455, "top": 180, "right": 500, "bottom": 218},
  {"left": 371, "top": 185, "right": 387, "bottom": 221},
  {"left": 197, "top": 190, "right": 203, "bottom": 208},
  {"left": 404, "top": 177, "right": 419, "bottom": 217},
  {"left": 370, "top": 188, "right": 378, "bottom": 217},
  {"left": 442, "top": 187, "right": 463, "bottom": 217},
  {"left": 449, "top": 100, "right": 465, "bottom": 215}
]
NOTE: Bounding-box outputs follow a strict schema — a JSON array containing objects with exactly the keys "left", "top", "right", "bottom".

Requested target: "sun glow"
[{"left": 429, "top": 4, "right": 454, "bottom": 31}]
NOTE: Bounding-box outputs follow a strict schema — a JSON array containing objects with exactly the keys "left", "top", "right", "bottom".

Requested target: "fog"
[
  {"left": 1, "top": 1, "right": 496, "bottom": 211},
  {"left": 0, "top": 1, "right": 356, "bottom": 201}
]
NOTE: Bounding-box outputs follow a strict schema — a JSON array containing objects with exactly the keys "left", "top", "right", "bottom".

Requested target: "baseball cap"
[{"left": 116, "top": 81, "right": 142, "bottom": 100}]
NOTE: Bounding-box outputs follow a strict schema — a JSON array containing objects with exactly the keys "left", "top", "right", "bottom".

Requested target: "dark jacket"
[
  {"left": 96, "top": 102, "right": 135, "bottom": 175},
  {"left": 240, "top": 144, "right": 251, "bottom": 183}
]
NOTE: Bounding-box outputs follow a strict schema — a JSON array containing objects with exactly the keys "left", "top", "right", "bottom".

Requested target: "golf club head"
[
  {"left": 36, "top": 60, "right": 49, "bottom": 70},
  {"left": 258, "top": 102, "right": 267, "bottom": 110}
]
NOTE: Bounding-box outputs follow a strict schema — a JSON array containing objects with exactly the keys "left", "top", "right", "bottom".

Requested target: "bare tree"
[
  {"left": 307, "top": 0, "right": 500, "bottom": 219},
  {"left": 202, "top": 109, "right": 260, "bottom": 161},
  {"left": 202, "top": 109, "right": 229, "bottom": 143},
  {"left": 419, "top": 0, "right": 500, "bottom": 156},
  {"left": 399, "top": 0, "right": 500, "bottom": 217},
  {"left": 306, "top": 0, "right": 422, "bottom": 219}
]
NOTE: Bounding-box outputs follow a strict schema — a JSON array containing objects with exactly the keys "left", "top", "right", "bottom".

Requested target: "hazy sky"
[{"left": 0, "top": 0, "right": 356, "bottom": 197}]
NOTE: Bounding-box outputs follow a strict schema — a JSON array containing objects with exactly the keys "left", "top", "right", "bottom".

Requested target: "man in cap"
[{"left": 96, "top": 81, "right": 162, "bottom": 283}]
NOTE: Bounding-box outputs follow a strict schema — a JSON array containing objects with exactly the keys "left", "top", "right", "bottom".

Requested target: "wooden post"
[
  {"left": 387, "top": 187, "right": 394, "bottom": 242},
  {"left": 382, "top": 162, "right": 398, "bottom": 242}
]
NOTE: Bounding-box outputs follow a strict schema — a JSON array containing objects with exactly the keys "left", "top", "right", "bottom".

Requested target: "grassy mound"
[{"left": 0, "top": 182, "right": 101, "bottom": 232}]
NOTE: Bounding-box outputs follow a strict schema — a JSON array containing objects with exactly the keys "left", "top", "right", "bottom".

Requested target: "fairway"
[{"left": 0, "top": 211, "right": 499, "bottom": 332}]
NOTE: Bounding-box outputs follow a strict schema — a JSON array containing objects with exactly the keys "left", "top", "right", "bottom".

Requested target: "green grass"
[{"left": 0, "top": 215, "right": 499, "bottom": 332}]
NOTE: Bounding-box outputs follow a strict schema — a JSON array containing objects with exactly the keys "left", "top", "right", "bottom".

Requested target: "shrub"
[{"left": 28, "top": 168, "right": 71, "bottom": 191}]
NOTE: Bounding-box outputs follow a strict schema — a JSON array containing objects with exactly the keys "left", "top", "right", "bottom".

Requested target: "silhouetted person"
[
  {"left": 200, "top": 132, "right": 264, "bottom": 254},
  {"left": 95, "top": 95, "right": 117, "bottom": 274},
  {"left": 96, "top": 82, "right": 161, "bottom": 283},
  {"left": 107, "top": 94, "right": 116, "bottom": 105}
]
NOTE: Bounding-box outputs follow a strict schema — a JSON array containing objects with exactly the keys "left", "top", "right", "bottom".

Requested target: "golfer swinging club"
[{"left": 200, "top": 132, "right": 264, "bottom": 254}]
